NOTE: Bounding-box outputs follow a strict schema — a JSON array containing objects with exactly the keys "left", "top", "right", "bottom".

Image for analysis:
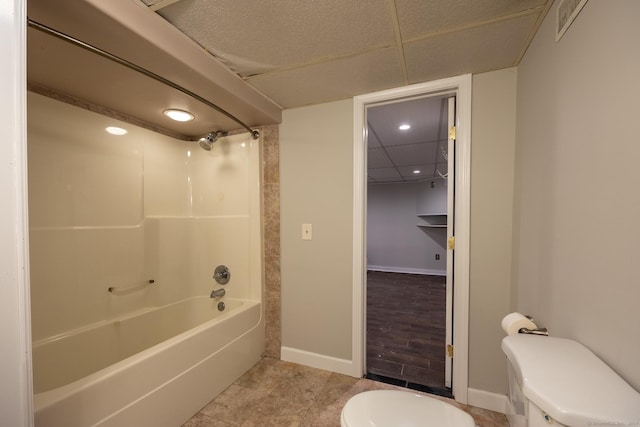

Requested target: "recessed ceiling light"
[
  {"left": 399, "top": 123, "right": 411, "bottom": 131},
  {"left": 413, "top": 169, "right": 421, "bottom": 174},
  {"left": 163, "top": 109, "right": 194, "bottom": 122},
  {"left": 105, "top": 126, "right": 128, "bottom": 136}
]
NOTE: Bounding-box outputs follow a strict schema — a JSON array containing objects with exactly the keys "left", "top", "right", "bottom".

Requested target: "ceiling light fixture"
[
  {"left": 399, "top": 123, "right": 411, "bottom": 131},
  {"left": 163, "top": 109, "right": 195, "bottom": 122},
  {"left": 105, "top": 126, "right": 128, "bottom": 136},
  {"left": 413, "top": 169, "right": 421, "bottom": 174}
]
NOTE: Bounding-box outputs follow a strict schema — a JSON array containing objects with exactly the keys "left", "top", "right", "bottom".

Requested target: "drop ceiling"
[
  {"left": 144, "top": 0, "right": 552, "bottom": 109},
  {"left": 368, "top": 95, "right": 450, "bottom": 183},
  {"left": 140, "top": 0, "right": 552, "bottom": 182},
  {"left": 28, "top": 0, "right": 552, "bottom": 177}
]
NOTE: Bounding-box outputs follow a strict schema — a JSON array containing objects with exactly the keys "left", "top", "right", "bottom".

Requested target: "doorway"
[
  {"left": 352, "top": 75, "right": 471, "bottom": 403},
  {"left": 365, "top": 95, "right": 452, "bottom": 394}
]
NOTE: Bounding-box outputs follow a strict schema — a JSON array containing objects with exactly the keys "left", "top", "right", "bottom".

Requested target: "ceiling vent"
[{"left": 556, "top": 0, "right": 589, "bottom": 42}]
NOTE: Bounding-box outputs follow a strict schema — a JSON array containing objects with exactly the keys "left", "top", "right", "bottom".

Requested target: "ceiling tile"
[
  {"left": 247, "top": 48, "right": 405, "bottom": 108},
  {"left": 368, "top": 167, "right": 402, "bottom": 181},
  {"left": 386, "top": 142, "right": 439, "bottom": 166},
  {"left": 395, "top": 0, "right": 547, "bottom": 40},
  {"left": 157, "top": 0, "right": 396, "bottom": 76},
  {"left": 370, "top": 177, "right": 401, "bottom": 183},
  {"left": 367, "top": 95, "right": 449, "bottom": 146},
  {"left": 404, "top": 13, "right": 538, "bottom": 83},
  {"left": 398, "top": 164, "right": 437, "bottom": 180},
  {"left": 402, "top": 176, "right": 427, "bottom": 182},
  {"left": 368, "top": 147, "right": 394, "bottom": 168},
  {"left": 368, "top": 129, "right": 382, "bottom": 148}
]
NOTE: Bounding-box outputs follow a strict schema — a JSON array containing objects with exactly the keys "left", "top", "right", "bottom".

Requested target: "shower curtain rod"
[{"left": 27, "top": 18, "right": 260, "bottom": 140}]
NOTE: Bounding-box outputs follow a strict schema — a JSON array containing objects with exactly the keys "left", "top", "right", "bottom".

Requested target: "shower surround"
[{"left": 27, "top": 92, "right": 264, "bottom": 426}]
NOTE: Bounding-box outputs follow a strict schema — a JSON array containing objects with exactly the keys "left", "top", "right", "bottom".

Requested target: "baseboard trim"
[
  {"left": 367, "top": 265, "right": 446, "bottom": 276},
  {"left": 280, "top": 346, "right": 359, "bottom": 377},
  {"left": 467, "top": 388, "right": 508, "bottom": 414}
]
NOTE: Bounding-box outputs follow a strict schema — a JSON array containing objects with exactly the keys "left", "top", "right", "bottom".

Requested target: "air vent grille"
[{"left": 556, "top": 0, "right": 589, "bottom": 42}]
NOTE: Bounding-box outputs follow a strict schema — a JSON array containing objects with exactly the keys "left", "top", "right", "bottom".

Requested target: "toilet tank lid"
[{"left": 502, "top": 335, "right": 640, "bottom": 426}]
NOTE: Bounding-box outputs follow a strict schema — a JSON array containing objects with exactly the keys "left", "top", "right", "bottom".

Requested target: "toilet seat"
[{"left": 340, "top": 390, "right": 475, "bottom": 427}]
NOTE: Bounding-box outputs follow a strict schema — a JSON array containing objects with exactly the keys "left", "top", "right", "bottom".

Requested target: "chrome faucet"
[
  {"left": 210, "top": 288, "right": 226, "bottom": 298},
  {"left": 213, "top": 265, "right": 230, "bottom": 284}
]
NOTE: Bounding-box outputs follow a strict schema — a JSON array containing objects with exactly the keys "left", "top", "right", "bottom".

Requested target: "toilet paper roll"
[{"left": 501, "top": 312, "right": 537, "bottom": 336}]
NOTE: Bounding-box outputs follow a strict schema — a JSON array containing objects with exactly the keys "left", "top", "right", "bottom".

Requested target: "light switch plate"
[{"left": 302, "top": 223, "right": 312, "bottom": 240}]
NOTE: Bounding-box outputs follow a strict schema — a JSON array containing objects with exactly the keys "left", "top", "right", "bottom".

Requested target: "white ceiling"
[
  {"left": 141, "top": 0, "right": 552, "bottom": 182},
  {"left": 368, "top": 95, "right": 450, "bottom": 183},
  {"left": 142, "top": 0, "right": 552, "bottom": 109}
]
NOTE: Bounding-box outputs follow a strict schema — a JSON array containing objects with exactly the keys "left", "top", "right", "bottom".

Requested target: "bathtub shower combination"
[{"left": 28, "top": 93, "right": 264, "bottom": 427}]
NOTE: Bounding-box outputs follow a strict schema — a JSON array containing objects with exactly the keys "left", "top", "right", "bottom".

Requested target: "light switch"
[{"left": 302, "top": 223, "right": 312, "bottom": 240}]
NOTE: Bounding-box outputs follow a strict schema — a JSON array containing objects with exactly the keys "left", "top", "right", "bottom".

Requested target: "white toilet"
[
  {"left": 502, "top": 334, "right": 640, "bottom": 427},
  {"left": 340, "top": 389, "right": 475, "bottom": 427}
]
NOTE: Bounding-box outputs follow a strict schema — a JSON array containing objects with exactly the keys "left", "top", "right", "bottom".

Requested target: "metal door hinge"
[
  {"left": 447, "top": 344, "right": 454, "bottom": 358},
  {"left": 449, "top": 126, "right": 456, "bottom": 140},
  {"left": 448, "top": 236, "right": 455, "bottom": 250}
]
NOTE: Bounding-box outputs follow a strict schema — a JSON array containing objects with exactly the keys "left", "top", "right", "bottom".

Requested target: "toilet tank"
[{"left": 502, "top": 335, "right": 640, "bottom": 427}]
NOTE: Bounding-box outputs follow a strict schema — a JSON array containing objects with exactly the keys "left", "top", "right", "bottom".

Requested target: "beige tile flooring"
[{"left": 183, "top": 357, "right": 508, "bottom": 427}]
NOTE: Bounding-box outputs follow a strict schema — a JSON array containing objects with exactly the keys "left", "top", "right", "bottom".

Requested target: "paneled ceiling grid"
[
  {"left": 135, "top": 0, "right": 552, "bottom": 181},
  {"left": 144, "top": 0, "right": 553, "bottom": 109},
  {"left": 367, "top": 95, "right": 449, "bottom": 184},
  {"left": 26, "top": 0, "right": 553, "bottom": 144}
]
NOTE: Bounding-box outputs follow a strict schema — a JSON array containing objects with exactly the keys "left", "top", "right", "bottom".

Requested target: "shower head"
[
  {"left": 199, "top": 136, "right": 213, "bottom": 151},
  {"left": 198, "top": 132, "right": 216, "bottom": 151},
  {"left": 198, "top": 130, "right": 228, "bottom": 151}
]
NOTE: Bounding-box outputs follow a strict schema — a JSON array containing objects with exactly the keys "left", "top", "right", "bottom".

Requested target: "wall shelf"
[{"left": 417, "top": 214, "right": 447, "bottom": 228}]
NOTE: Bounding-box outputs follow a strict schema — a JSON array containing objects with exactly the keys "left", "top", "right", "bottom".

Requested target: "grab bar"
[{"left": 108, "top": 279, "right": 156, "bottom": 295}]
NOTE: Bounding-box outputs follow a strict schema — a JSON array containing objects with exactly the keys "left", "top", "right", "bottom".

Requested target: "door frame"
[
  {"left": 351, "top": 74, "right": 471, "bottom": 403},
  {"left": 1, "top": 0, "right": 34, "bottom": 424}
]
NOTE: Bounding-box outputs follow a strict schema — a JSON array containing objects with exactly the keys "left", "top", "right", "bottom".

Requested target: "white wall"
[
  {"left": 280, "top": 99, "right": 354, "bottom": 362},
  {"left": 367, "top": 181, "right": 447, "bottom": 274},
  {"left": 28, "top": 93, "right": 261, "bottom": 342},
  {"left": 514, "top": 0, "right": 640, "bottom": 389},
  {"left": 280, "top": 73, "right": 518, "bottom": 397},
  {"left": 0, "top": 0, "right": 33, "bottom": 424},
  {"left": 469, "top": 68, "right": 518, "bottom": 395}
]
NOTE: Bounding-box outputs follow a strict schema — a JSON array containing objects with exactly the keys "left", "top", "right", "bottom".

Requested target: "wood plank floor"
[{"left": 366, "top": 271, "right": 447, "bottom": 390}]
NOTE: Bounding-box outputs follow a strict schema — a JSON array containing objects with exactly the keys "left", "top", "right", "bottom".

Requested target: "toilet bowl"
[{"left": 340, "top": 390, "right": 475, "bottom": 427}]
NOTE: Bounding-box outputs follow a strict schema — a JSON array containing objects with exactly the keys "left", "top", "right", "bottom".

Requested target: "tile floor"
[
  {"left": 182, "top": 357, "right": 508, "bottom": 427},
  {"left": 367, "top": 271, "right": 446, "bottom": 389}
]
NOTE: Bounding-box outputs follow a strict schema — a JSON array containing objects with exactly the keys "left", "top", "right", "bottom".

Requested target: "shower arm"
[{"left": 27, "top": 18, "right": 260, "bottom": 140}]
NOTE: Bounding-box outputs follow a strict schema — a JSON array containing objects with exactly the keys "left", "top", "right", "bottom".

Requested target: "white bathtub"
[{"left": 32, "top": 296, "right": 264, "bottom": 427}]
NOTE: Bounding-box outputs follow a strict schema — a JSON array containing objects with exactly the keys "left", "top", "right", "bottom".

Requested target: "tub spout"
[{"left": 210, "top": 288, "right": 226, "bottom": 298}]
